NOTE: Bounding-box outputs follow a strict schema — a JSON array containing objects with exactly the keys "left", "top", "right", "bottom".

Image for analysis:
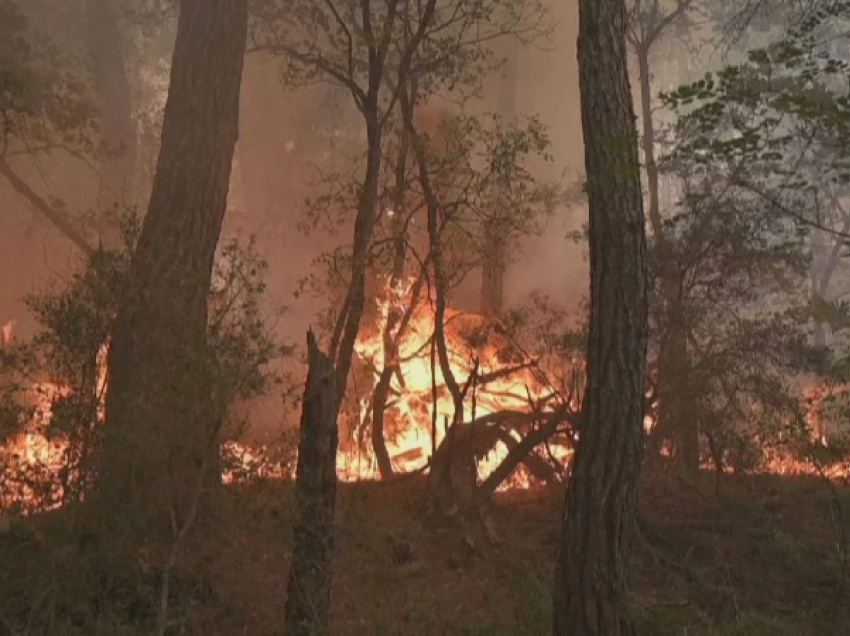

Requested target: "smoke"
[{"left": 0, "top": 0, "right": 586, "bottom": 437}]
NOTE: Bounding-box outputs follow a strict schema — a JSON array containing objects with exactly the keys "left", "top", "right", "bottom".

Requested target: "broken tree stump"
[{"left": 283, "top": 330, "right": 338, "bottom": 636}]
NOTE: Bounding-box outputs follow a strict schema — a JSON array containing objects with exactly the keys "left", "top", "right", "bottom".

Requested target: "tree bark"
[
  {"left": 85, "top": 0, "right": 138, "bottom": 246},
  {"left": 284, "top": 331, "right": 339, "bottom": 636},
  {"left": 98, "top": 0, "right": 248, "bottom": 533},
  {"left": 552, "top": 0, "right": 648, "bottom": 633}
]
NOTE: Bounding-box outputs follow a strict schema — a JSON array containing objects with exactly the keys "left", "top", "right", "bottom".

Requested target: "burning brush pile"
[
  {"left": 340, "top": 280, "right": 579, "bottom": 489},
  {"left": 340, "top": 275, "right": 580, "bottom": 488},
  {"left": 0, "top": 276, "right": 582, "bottom": 514}
]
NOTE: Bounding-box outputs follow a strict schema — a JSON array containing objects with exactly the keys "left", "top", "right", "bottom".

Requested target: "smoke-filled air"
[{"left": 2, "top": 1, "right": 850, "bottom": 634}]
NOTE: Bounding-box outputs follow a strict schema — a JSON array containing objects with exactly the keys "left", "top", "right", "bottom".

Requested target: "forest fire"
[
  {"left": 1, "top": 278, "right": 572, "bottom": 513},
  {"left": 4, "top": 281, "right": 847, "bottom": 515},
  {"left": 341, "top": 274, "right": 570, "bottom": 483}
]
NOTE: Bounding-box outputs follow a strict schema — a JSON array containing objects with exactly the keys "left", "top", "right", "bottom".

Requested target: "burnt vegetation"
[{"left": 1, "top": 0, "right": 850, "bottom": 634}]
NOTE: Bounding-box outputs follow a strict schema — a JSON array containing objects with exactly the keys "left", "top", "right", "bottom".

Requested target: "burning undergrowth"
[
  {"left": 3, "top": 228, "right": 849, "bottom": 517},
  {"left": 0, "top": 229, "right": 292, "bottom": 515},
  {"left": 0, "top": 270, "right": 584, "bottom": 515},
  {"left": 339, "top": 274, "right": 582, "bottom": 488}
]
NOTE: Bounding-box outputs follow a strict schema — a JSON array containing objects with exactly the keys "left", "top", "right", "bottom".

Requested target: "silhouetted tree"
[
  {"left": 552, "top": 0, "right": 648, "bottom": 633},
  {"left": 284, "top": 331, "right": 339, "bottom": 636},
  {"left": 99, "top": 0, "right": 248, "bottom": 536}
]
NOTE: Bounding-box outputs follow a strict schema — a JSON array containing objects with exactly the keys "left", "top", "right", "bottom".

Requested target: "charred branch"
[
  {"left": 477, "top": 407, "right": 572, "bottom": 499},
  {"left": 0, "top": 158, "right": 94, "bottom": 256}
]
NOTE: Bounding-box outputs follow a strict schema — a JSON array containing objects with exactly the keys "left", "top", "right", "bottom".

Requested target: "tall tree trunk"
[
  {"left": 552, "top": 0, "right": 648, "bottom": 633},
  {"left": 98, "top": 0, "right": 248, "bottom": 535},
  {"left": 85, "top": 0, "right": 138, "bottom": 246},
  {"left": 284, "top": 331, "right": 339, "bottom": 636},
  {"left": 480, "top": 36, "right": 519, "bottom": 316}
]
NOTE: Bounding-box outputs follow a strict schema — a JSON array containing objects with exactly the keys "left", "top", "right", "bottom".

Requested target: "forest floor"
[
  {"left": 201, "top": 470, "right": 850, "bottom": 636},
  {"left": 4, "top": 470, "right": 850, "bottom": 635}
]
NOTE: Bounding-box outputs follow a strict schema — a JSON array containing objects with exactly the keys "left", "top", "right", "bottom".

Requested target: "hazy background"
[{"left": 0, "top": 0, "right": 586, "bottom": 434}]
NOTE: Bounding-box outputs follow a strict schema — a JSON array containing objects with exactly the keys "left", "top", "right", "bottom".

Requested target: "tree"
[
  {"left": 252, "top": 0, "right": 558, "bottom": 497},
  {"left": 84, "top": 0, "right": 138, "bottom": 245},
  {"left": 283, "top": 331, "right": 338, "bottom": 636},
  {"left": 552, "top": 0, "right": 648, "bottom": 633},
  {"left": 98, "top": 0, "right": 248, "bottom": 536},
  {"left": 657, "top": 2, "right": 850, "bottom": 456},
  {"left": 0, "top": 0, "right": 98, "bottom": 255},
  {"left": 480, "top": 33, "right": 521, "bottom": 316},
  {"left": 626, "top": 0, "right": 704, "bottom": 474}
]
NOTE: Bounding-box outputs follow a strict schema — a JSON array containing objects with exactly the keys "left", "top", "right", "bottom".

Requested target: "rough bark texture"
[
  {"left": 552, "top": 0, "right": 648, "bottom": 633},
  {"left": 85, "top": 0, "right": 138, "bottom": 245},
  {"left": 284, "top": 331, "right": 339, "bottom": 636},
  {"left": 98, "top": 0, "right": 248, "bottom": 532}
]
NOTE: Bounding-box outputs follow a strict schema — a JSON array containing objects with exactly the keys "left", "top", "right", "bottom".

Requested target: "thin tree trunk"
[
  {"left": 330, "top": 115, "right": 382, "bottom": 414},
  {"left": 480, "top": 35, "right": 519, "bottom": 316},
  {"left": 284, "top": 331, "right": 339, "bottom": 636},
  {"left": 811, "top": 208, "right": 850, "bottom": 348},
  {"left": 85, "top": 0, "right": 138, "bottom": 246},
  {"left": 481, "top": 223, "right": 506, "bottom": 316},
  {"left": 371, "top": 124, "right": 412, "bottom": 479},
  {"left": 636, "top": 42, "right": 698, "bottom": 475},
  {"left": 401, "top": 89, "right": 476, "bottom": 514},
  {"left": 637, "top": 47, "right": 661, "bottom": 238},
  {"left": 98, "top": 0, "right": 248, "bottom": 533},
  {"left": 552, "top": 0, "right": 648, "bottom": 632}
]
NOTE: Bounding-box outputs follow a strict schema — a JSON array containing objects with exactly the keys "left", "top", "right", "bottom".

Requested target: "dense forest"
[{"left": 2, "top": 0, "right": 850, "bottom": 634}]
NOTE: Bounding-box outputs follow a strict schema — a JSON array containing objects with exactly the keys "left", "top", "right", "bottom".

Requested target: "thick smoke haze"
[{"left": 0, "top": 0, "right": 586, "bottom": 435}]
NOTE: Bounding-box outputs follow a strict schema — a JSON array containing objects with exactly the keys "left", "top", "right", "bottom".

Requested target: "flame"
[
  {"left": 0, "top": 332, "right": 109, "bottom": 512},
  {"left": 7, "top": 296, "right": 850, "bottom": 515},
  {"left": 340, "top": 274, "right": 571, "bottom": 484},
  {"left": 2, "top": 276, "right": 575, "bottom": 512}
]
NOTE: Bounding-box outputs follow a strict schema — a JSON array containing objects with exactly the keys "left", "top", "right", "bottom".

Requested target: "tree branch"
[{"left": 0, "top": 157, "right": 94, "bottom": 256}]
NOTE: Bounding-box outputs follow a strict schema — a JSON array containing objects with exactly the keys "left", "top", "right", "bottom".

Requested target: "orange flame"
[
  {"left": 2, "top": 274, "right": 576, "bottom": 512},
  {"left": 339, "top": 275, "right": 571, "bottom": 484}
]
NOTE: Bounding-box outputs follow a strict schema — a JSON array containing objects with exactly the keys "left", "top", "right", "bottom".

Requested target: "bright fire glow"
[
  {"left": 2, "top": 279, "right": 573, "bottom": 513},
  {"left": 342, "top": 275, "right": 569, "bottom": 483}
]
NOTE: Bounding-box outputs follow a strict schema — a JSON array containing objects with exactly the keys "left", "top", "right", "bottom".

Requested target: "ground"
[{"left": 3, "top": 471, "right": 850, "bottom": 635}]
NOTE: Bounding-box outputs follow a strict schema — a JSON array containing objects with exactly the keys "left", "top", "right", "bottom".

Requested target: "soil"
[{"left": 4, "top": 470, "right": 850, "bottom": 635}]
